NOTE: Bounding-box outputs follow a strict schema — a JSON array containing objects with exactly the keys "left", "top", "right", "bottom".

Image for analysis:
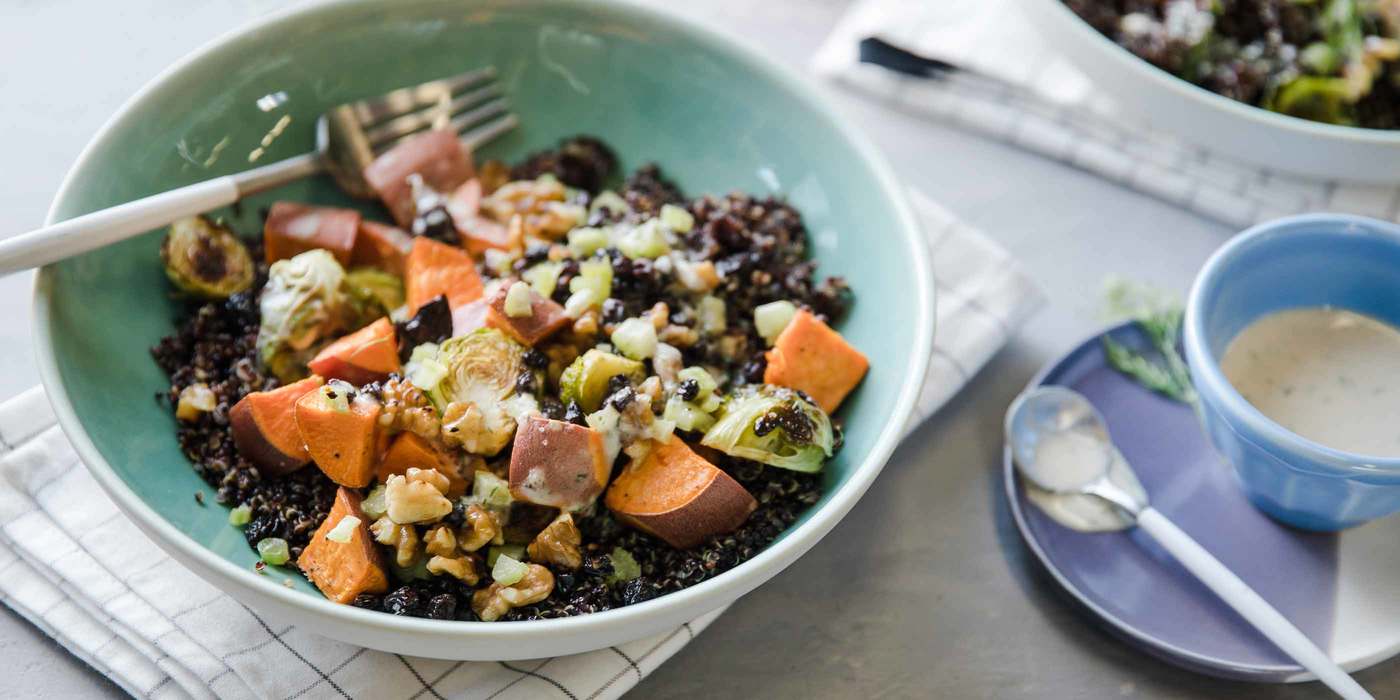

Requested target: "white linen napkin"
[
  {"left": 815, "top": 0, "right": 1400, "bottom": 228},
  {"left": 0, "top": 192, "right": 1042, "bottom": 699}
]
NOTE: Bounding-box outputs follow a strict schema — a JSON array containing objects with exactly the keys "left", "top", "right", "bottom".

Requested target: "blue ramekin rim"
[{"left": 1183, "top": 212, "right": 1400, "bottom": 480}]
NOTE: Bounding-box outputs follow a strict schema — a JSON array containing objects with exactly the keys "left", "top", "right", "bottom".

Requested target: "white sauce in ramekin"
[{"left": 1220, "top": 307, "right": 1400, "bottom": 458}]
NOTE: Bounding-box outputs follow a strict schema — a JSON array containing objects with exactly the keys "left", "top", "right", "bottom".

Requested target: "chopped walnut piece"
[
  {"left": 385, "top": 473, "right": 453, "bottom": 524},
  {"left": 440, "top": 401, "right": 514, "bottom": 455},
  {"left": 370, "top": 516, "right": 420, "bottom": 568},
  {"left": 526, "top": 513, "right": 582, "bottom": 570},
  {"left": 472, "top": 564, "right": 554, "bottom": 621},
  {"left": 405, "top": 467, "right": 451, "bottom": 496},
  {"left": 423, "top": 524, "right": 457, "bottom": 557},
  {"left": 427, "top": 554, "right": 480, "bottom": 584},
  {"left": 458, "top": 504, "right": 503, "bottom": 552},
  {"left": 658, "top": 324, "right": 699, "bottom": 348}
]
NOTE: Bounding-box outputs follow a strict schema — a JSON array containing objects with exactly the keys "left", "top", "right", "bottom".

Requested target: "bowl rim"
[
  {"left": 32, "top": 0, "right": 935, "bottom": 642},
  {"left": 1183, "top": 212, "right": 1400, "bottom": 476},
  {"left": 1032, "top": 0, "right": 1400, "bottom": 144}
]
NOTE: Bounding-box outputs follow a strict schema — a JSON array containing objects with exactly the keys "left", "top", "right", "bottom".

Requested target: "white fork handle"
[
  {"left": 1136, "top": 508, "right": 1371, "bottom": 699},
  {"left": 0, "top": 152, "right": 322, "bottom": 275}
]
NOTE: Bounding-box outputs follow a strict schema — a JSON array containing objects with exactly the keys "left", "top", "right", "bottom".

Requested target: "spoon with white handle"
[{"left": 1005, "top": 386, "right": 1372, "bottom": 700}]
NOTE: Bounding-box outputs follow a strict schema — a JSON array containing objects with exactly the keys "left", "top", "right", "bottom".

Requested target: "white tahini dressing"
[
  {"left": 1220, "top": 307, "right": 1400, "bottom": 458},
  {"left": 1028, "top": 429, "right": 1113, "bottom": 492}
]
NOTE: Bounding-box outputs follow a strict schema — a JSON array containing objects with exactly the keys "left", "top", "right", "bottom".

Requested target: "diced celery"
[
  {"left": 678, "top": 366, "right": 718, "bottom": 395},
  {"left": 589, "top": 190, "right": 628, "bottom": 217},
  {"left": 492, "top": 554, "right": 530, "bottom": 585},
  {"left": 324, "top": 515, "right": 361, "bottom": 543},
  {"left": 256, "top": 538, "right": 290, "bottom": 566},
  {"left": 698, "top": 295, "right": 726, "bottom": 335},
  {"left": 487, "top": 543, "right": 527, "bottom": 568},
  {"left": 563, "top": 289, "right": 597, "bottom": 318},
  {"left": 522, "top": 261, "right": 564, "bottom": 300},
  {"left": 611, "top": 317, "right": 658, "bottom": 360},
  {"left": 504, "top": 281, "right": 534, "bottom": 318},
  {"left": 472, "top": 471, "right": 513, "bottom": 509},
  {"left": 483, "top": 249, "right": 516, "bottom": 277},
  {"left": 228, "top": 505, "right": 252, "bottom": 527},
  {"left": 754, "top": 300, "right": 798, "bottom": 345},
  {"left": 659, "top": 204, "right": 694, "bottom": 233},
  {"left": 664, "top": 395, "right": 716, "bottom": 432},
  {"left": 569, "top": 258, "right": 613, "bottom": 301},
  {"left": 320, "top": 381, "right": 352, "bottom": 412},
  {"left": 616, "top": 219, "right": 670, "bottom": 259},
  {"left": 568, "top": 227, "right": 611, "bottom": 258},
  {"left": 362, "top": 485, "right": 388, "bottom": 520}
]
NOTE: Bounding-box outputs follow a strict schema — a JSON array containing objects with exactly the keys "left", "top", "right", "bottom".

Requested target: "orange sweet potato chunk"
[
  {"left": 298, "top": 487, "right": 388, "bottom": 604},
  {"left": 294, "top": 385, "right": 382, "bottom": 488},
  {"left": 404, "top": 237, "right": 484, "bottom": 314},
  {"left": 377, "top": 433, "right": 467, "bottom": 498},
  {"left": 485, "top": 283, "right": 570, "bottom": 347},
  {"left": 350, "top": 220, "right": 413, "bottom": 275},
  {"left": 763, "top": 309, "right": 869, "bottom": 414},
  {"left": 308, "top": 318, "right": 400, "bottom": 386},
  {"left": 363, "top": 129, "right": 475, "bottom": 227},
  {"left": 263, "top": 202, "right": 361, "bottom": 265},
  {"left": 229, "top": 376, "right": 325, "bottom": 476},
  {"left": 604, "top": 439, "right": 756, "bottom": 549}
]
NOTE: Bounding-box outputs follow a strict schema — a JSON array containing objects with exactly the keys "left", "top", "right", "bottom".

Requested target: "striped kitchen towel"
[
  {"left": 815, "top": 0, "right": 1400, "bottom": 228},
  {"left": 0, "top": 191, "right": 1042, "bottom": 699}
]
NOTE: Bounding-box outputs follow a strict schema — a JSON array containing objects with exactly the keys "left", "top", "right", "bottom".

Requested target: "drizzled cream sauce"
[{"left": 1220, "top": 307, "right": 1400, "bottom": 458}]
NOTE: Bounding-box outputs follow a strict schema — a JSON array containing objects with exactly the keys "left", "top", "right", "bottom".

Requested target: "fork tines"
[{"left": 347, "top": 66, "right": 518, "bottom": 153}]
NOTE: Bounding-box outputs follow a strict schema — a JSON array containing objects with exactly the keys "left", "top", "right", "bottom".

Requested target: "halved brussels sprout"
[
  {"left": 257, "top": 249, "right": 350, "bottom": 382},
  {"left": 160, "top": 216, "right": 254, "bottom": 299},
  {"left": 700, "top": 385, "right": 834, "bottom": 473},
  {"left": 344, "top": 267, "right": 404, "bottom": 323},
  {"left": 427, "top": 329, "right": 528, "bottom": 456},
  {"left": 558, "top": 349, "right": 645, "bottom": 412}
]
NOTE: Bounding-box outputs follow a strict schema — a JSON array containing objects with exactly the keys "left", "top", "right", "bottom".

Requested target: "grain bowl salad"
[{"left": 151, "top": 131, "right": 868, "bottom": 621}]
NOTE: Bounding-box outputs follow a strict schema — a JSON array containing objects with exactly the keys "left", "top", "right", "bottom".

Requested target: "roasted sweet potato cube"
[
  {"left": 308, "top": 318, "right": 400, "bottom": 386},
  {"left": 363, "top": 129, "right": 475, "bottom": 227},
  {"left": 377, "top": 433, "right": 467, "bottom": 498},
  {"left": 485, "top": 283, "right": 570, "bottom": 347},
  {"left": 509, "top": 415, "right": 610, "bottom": 511},
  {"left": 763, "top": 309, "right": 869, "bottom": 414},
  {"left": 451, "top": 299, "right": 490, "bottom": 337},
  {"left": 229, "top": 376, "right": 324, "bottom": 476},
  {"left": 298, "top": 487, "right": 388, "bottom": 604},
  {"left": 263, "top": 202, "right": 361, "bottom": 265},
  {"left": 294, "top": 384, "right": 382, "bottom": 488},
  {"left": 447, "top": 179, "right": 514, "bottom": 256},
  {"left": 404, "top": 237, "right": 484, "bottom": 314},
  {"left": 605, "top": 439, "right": 756, "bottom": 549},
  {"left": 350, "top": 220, "right": 413, "bottom": 275}
]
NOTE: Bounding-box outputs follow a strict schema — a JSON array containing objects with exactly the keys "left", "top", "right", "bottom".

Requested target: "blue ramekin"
[{"left": 1184, "top": 213, "right": 1400, "bottom": 531}]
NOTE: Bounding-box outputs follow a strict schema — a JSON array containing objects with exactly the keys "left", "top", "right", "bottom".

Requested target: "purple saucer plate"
[{"left": 1004, "top": 322, "right": 1400, "bottom": 682}]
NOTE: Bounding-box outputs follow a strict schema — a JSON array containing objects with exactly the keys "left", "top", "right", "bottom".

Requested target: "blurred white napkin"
[
  {"left": 815, "top": 0, "right": 1400, "bottom": 227},
  {"left": 0, "top": 192, "right": 1041, "bottom": 699}
]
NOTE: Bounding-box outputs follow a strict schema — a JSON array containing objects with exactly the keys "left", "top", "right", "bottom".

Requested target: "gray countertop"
[{"left": 3, "top": 0, "right": 1396, "bottom": 697}]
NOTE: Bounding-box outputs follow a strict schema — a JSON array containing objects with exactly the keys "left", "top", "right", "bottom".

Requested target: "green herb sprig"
[{"left": 1101, "top": 278, "right": 1196, "bottom": 404}]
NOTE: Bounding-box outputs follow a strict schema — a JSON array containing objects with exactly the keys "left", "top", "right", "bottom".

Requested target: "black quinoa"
[{"left": 510, "top": 135, "right": 618, "bottom": 193}]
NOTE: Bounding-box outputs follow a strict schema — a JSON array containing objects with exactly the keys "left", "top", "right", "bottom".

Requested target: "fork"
[{"left": 0, "top": 66, "right": 517, "bottom": 275}]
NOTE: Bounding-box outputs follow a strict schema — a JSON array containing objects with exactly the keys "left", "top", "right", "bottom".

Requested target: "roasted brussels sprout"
[
  {"left": 256, "top": 249, "right": 351, "bottom": 382},
  {"left": 700, "top": 385, "right": 833, "bottom": 472},
  {"left": 160, "top": 216, "right": 254, "bottom": 299},
  {"left": 345, "top": 267, "right": 405, "bottom": 323},
  {"left": 558, "top": 349, "right": 645, "bottom": 412},
  {"left": 424, "top": 329, "right": 530, "bottom": 456}
]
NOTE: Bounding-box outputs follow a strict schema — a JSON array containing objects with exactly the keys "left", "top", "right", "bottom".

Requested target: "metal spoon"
[{"left": 1006, "top": 386, "right": 1371, "bottom": 700}]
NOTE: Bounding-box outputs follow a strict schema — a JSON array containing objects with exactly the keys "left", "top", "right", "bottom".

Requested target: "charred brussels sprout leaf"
[
  {"left": 160, "top": 216, "right": 254, "bottom": 299},
  {"left": 700, "top": 385, "right": 833, "bottom": 473},
  {"left": 344, "top": 267, "right": 404, "bottom": 324}
]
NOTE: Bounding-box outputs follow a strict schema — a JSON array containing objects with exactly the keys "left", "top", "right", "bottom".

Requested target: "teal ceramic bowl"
[{"left": 35, "top": 0, "right": 933, "bottom": 659}]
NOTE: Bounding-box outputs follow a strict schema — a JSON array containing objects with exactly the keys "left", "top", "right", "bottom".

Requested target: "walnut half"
[
  {"left": 458, "top": 504, "right": 503, "bottom": 553},
  {"left": 472, "top": 564, "right": 555, "bottom": 621},
  {"left": 385, "top": 473, "right": 453, "bottom": 525},
  {"left": 526, "top": 513, "right": 582, "bottom": 570}
]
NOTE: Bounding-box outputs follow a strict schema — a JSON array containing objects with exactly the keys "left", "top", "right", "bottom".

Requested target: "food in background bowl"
[
  {"left": 151, "top": 131, "right": 869, "bottom": 621},
  {"left": 1063, "top": 0, "right": 1400, "bottom": 128}
]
